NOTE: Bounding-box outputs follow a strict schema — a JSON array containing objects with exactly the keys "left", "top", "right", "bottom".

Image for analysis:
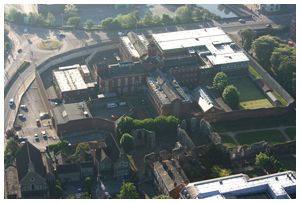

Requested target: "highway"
[{"left": 4, "top": 12, "right": 294, "bottom": 132}]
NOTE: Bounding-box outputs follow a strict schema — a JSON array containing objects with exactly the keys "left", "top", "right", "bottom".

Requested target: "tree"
[
  {"left": 255, "top": 152, "right": 283, "bottom": 173},
  {"left": 101, "top": 17, "right": 121, "bottom": 29},
  {"left": 142, "top": 11, "right": 154, "bottom": 26},
  {"left": 211, "top": 165, "right": 232, "bottom": 177},
  {"left": 116, "top": 11, "right": 139, "bottom": 29},
  {"left": 46, "top": 12, "right": 56, "bottom": 26},
  {"left": 276, "top": 58, "right": 296, "bottom": 95},
  {"left": 84, "top": 177, "right": 92, "bottom": 194},
  {"left": 252, "top": 35, "right": 279, "bottom": 69},
  {"left": 117, "top": 182, "right": 139, "bottom": 199},
  {"left": 213, "top": 72, "right": 229, "bottom": 92},
  {"left": 66, "top": 16, "right": 81, "bottom": 28},
  {"left": 161, "top": 14, "right": 173, "bottom": 25},
  {"left": 270, "top": 45, "right": 295, "bottom": 71},
  {"left": 6, "top": 8, "right": 26, "bottom": 24},
  {"left": 120, "top": 133, "right": 134, "bottom": 154},
  {"left": 240, "top": 29, "right": 255, "bottom": 51},
  {"left": 64, "top": 4, "right": 78, "bottom": 18},
  {"left": 153, "top": 194, "right": 171, "bottom": 199},
  {"left": 55, "top": 184, "right": 63, "bottom": 198},
  {"left": 28, "top": 12, "right": 47, "bottom": 26},
  {"left": 175, "top": 5, "right": 192, "bottom": 23},
  {"left": 222, "top": 85, "right": 240, "bottom": 109},
  {"left": 5, "top": 128, "right": 16, "bottom": 139},
  {"left": 4, "top": 138, "right": 20, "bottom": 168},
  {"left": 85, "top": 19, "right": 95, "bottom": 30}
]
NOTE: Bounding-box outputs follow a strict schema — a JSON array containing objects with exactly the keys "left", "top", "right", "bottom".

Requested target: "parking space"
[
  {"left": 88, "top": 98, "right": 133, "bottom": 121},
  {"left": 13, "top": 80, "right": 59, "bottom": 151}
]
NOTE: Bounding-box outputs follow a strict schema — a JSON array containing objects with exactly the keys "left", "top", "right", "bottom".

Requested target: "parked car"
[
  {"left": 18, "top": 114, "right": 26, "bottom": 120},
  {"left": 238, "top": 19, "right": 246, "bottom": 23},
  {"left": 107, "top": 103, "right": 117, "bottom": 109},
  {"left": 40, "top": 112, "right": 49, "bottom": 120},
  {"left": 41, "top": 131, "right": 47, "bottom": 140},
  {"left": 266, "top": 23, "right": 272, "bottom": 28},
  {"left": 9, "top": 98, "right": 14, "bottom": 107},
  {"left": 20, "top": 104, "right": 28, "bottom": 111},
  {"left": 36, "top": 119, "right": 41, "bottom": 127},
  {"left": 34, "top": 134, "right": 39, "bottom": 142}
]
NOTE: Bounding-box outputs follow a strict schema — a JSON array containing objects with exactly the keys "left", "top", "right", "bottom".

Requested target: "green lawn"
[
  {"left": 220, "top": 134, "right": 237, "bottom": 148},
  {"left": 248, "top": 66, "right": 262, "bottom": 79},
  {"left": 285, "top": 127, "right": 296, "bottom": 140},
  {"left": 235, "top": 129, "right": 287, "bottom": 145},
  {"left": 277, "top": 155, "right": 296, "bottom": 171},
  {"left": 37, "top": 39, "right": 62, "bottom": 50},
  {"left": 211, "top": 112, "right": 296, "bottom": 133},
  {"left": 230, "top": 76, "right": 266, "bottom": 102}
]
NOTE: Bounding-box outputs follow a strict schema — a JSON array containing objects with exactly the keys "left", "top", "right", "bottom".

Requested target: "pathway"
[{"left": 221, "top": 125, "right": 295, "bottom": 145}]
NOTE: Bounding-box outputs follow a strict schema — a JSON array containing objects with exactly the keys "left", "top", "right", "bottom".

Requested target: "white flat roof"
[
  {"left": 184, "top": 171, "right": 296, "bottom": 199},
  {"left": 80, "top": 65, "right": 90, "bottom": 74},
  {"left": 53, "top": 68, "right": 88, "bottom": 93},
  {"left": 207, "top": 52, "right": 249, "bottom": 65},
  {"left": 152, "top": 27, "right": 231, "bottom": 51}
]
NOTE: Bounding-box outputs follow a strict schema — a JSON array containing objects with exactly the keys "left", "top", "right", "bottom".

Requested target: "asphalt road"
[{"left": 4, "top": 11, "right": 294, "bottom": 133}]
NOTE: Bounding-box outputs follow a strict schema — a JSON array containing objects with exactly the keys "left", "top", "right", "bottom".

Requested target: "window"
[{"left": 31, "top": 184, "right": 35, "bottom": 190}]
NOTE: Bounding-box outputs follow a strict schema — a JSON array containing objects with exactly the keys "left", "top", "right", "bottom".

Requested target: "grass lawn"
[
  {"left": 211, "top": 112, "right": 295, "bottom": 133},
  {"left": 235, "top": 129, "right": 287, "bottom": 145},
  {"left": 230, "top": 76, "right": 266, "bottom": 102},
  {"left": 248, "top": 66, "right": 262, "bottom": 79},
  {"left": 285, "top": 127, "right": 296, "bottom": 140},
  {"left": 37, "top": 39, "right": 62, "bottom": 50},
  {"left": 220, "top": 134, "right": 237, "bottom": 148},
  {"left": 240, "top": 99, "right": 273, "bottom": 109},
  {"left": 277, "top": 155, "right": 296, "bottom": 171}
]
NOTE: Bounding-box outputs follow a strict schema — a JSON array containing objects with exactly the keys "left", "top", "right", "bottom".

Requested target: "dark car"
[
  {"left": 17, "top": 49, "right": 22, "bottom": 54},
  {"left": 58, "top": 34, "right": 66, "bottom": 39}
]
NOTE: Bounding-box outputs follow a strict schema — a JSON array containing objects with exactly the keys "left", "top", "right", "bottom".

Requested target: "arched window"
[{"left": 31, "top": 184, "right": 35, "bottom": 190}]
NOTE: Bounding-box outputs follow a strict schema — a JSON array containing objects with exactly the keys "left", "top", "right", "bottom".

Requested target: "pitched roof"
[
  {"left": 16, "top": 142, "right": 46, "bottom": 181},
  {"left": 95, "top": 134, "right": 121, "bottom": 162},
  {"left": 56, "top": 163, "right": 80, "bottom": 174},
  {"left": 5, "top": 165, "right": 21, "bottom": 198}
]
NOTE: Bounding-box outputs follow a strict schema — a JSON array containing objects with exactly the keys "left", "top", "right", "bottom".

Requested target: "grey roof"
[
  {"left": 127, "top": 32, "right": 148, "bottom": 57},
  {"left": 16, "top": 142, "right": 46, "bottom": 181},
  {"left": 5, "top": 165, "right": 21, "bottom": 197},
  {"left": 104, "top": 61, "right": 147, "bottom": 78},
  {"left": 95, "top": 134, "right": 121, "bottom": 162},
  {"left": 56, "top": 163, "right": 80, "bottom": 174},
  {"left": 52, "top": 102, "right": 92, "bottom": 125},
  {"left": 153, "top": 159, "right": 188, "bottom": 192},
  {"left": 147, "top": 70, "right": 192, "bottom": 105}
]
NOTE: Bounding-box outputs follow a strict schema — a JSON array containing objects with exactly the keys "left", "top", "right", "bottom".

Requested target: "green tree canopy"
[
  {"left": 252, "top": 35, "right": 280, "bottom": 69},
  {"left": 6, "top": 8, "right": 26, "bottom": 23},
  {"left": 142, "top": 11, "right": 154, "bottom": 26},
  {"left": 161, "top": 14, "right": 173, "bottom": 25},
  {"left": 120, "top": 133, "right": 135, "bottom": 154},
  {"left": 64, "top": 4, "right": 78, "bottom": 18},
  {"left": 211, "top": 165, "right": 232, "bottom": 177},
  {"left": 213, "top": 72, "right": 229, "bottom": 92},
  {"left": 101, "top": 17, "right": 121, "bottom": 29},
  {"left": 46, "top": 12, "right": 56, "bottom": 26},
  {"left": 84, "top": 176, "right": 93, "bottom": 194},
  {"left": 117, "top": 182, "right": 139, "bottom": 199},
  {"left": 255, "top": 152, "right": 282, "bottom": 173},
  {"left": 85, "top": 19, "right": 95, "bottom": 30},
  {"left": 175, "top": 5, "right": 192, "bottom": 23},
  {"left": 116, "top": 11, "right": 139, "bottom": 29},
  {"left": 270, "top": 45, "right": 296, "bottom": 72},
  {"left": 240, "top": 28, "right": 256, "bottom": 51},
  {"left": 67, "top": 16, "right": 81, "bottom": 28},
  {"left": 153, "top": 194, "right": 171, "bottom": 199},
  {"left": 222, "top": 85, "right": 240, "bottom": 109}
]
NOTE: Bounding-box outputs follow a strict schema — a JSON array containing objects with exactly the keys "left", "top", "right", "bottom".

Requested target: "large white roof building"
[{"left": 180, "top": 171, "right": 296, "bottom": 199}]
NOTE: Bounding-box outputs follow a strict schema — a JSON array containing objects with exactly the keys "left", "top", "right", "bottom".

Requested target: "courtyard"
[{"left": 229, "top": 76, "right": 273, "bottom": 109}]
